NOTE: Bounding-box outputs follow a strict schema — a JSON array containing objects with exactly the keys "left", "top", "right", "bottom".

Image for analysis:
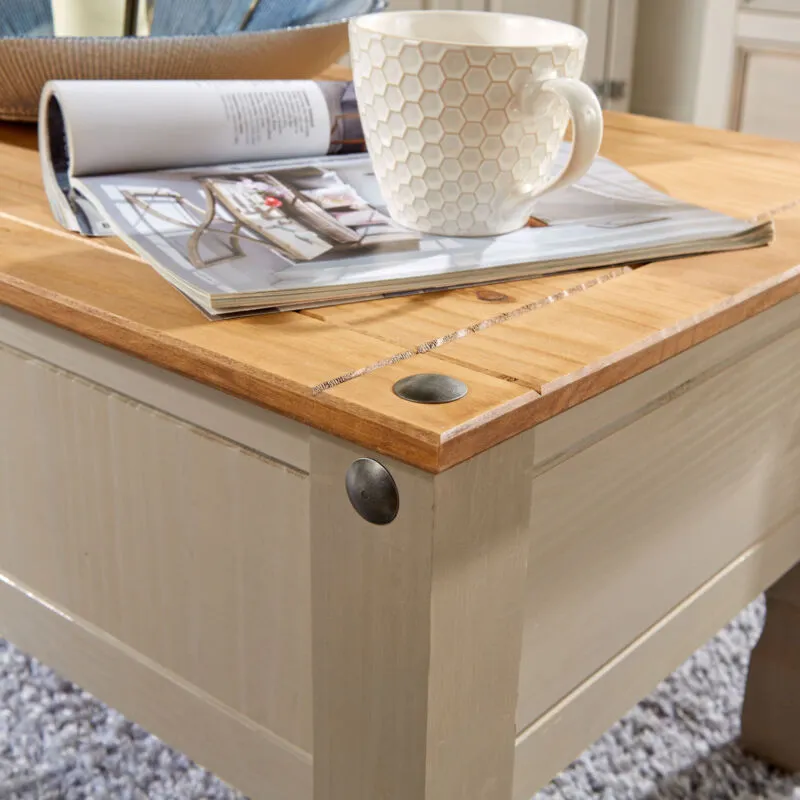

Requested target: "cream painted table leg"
[
  {"left": 740, "top": 559, "right": 800, "bottom": 772},
  {"left": 310, "top": 434, "right": 534, "bottom": 800}
]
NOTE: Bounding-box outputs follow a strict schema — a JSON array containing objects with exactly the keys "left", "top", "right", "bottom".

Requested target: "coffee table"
[{"left": 1, "top": 106, "right": 799, "bottom": 799}]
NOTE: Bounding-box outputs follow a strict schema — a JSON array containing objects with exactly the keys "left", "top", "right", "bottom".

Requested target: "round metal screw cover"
[
  {"left": 392, "top": 373, "right": 468, "bottom": 404},
  {"left": 345, "top": 458, "right": 399, "bottom": 525}
]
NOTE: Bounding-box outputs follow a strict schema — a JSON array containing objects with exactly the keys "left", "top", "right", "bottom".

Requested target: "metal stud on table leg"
[{"left": 345, "top": 458, "right": 399, "bottom": 525}]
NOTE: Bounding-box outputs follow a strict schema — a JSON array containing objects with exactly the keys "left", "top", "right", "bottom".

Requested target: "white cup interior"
[{"left": 352, "top": 10, "right": 585, "bottom": 49}]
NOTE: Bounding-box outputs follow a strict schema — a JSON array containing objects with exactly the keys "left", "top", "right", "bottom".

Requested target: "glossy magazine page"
[
  {"left": 72, "top": 146, "right": 773, "bottom": 316},
  {"left": 39, "top": 78, "right": 359, "bottom": 235}
]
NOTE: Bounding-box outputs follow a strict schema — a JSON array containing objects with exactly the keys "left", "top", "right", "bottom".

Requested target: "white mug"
[{"left": 349, "top": 10, "right": 603, "bottom": 237}]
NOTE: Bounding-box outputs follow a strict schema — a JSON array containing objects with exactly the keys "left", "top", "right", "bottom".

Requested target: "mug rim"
[{"left": 350, "top": 9, "right": 587, "bottom": 50}]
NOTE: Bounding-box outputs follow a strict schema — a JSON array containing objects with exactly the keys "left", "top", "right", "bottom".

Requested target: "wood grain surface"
[{"left": 1, "top": 72, "right": 800, "bottom": 472}]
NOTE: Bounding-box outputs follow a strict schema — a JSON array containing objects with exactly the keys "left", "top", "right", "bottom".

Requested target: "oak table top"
[{"left": 1, "top": 103, "right": 800, "bottom": 472}]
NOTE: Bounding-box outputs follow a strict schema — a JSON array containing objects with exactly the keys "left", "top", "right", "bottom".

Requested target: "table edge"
[{"left": 3, "top": 259, "right": 799, "bottom": 472}]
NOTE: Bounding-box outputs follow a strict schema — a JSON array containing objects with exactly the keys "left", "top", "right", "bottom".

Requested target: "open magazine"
[{"left": 40, "top": 79, "right": 774, "bottom": 317}]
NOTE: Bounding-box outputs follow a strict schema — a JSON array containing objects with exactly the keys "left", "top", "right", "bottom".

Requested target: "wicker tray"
[{"left": 0, "top": 0, "right": 382, "bottom": 122}]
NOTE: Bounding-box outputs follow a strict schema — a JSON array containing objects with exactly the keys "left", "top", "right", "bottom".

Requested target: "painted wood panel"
[
  {"left": 310, "top": 433, "right": 533, "bottom": 800},
  {"left": 0, "top": 305, "right": 311, "bottom": 471},
  {"left": 516, "top": 319, "right": 800, "bottom": 729},
  {"left": 740, "top": 558, "right": 800, "bottom": 771},
  {"left": 603, "top": 0, "right": 639, "bottom": 112},
  {"left": 513, "top": 509, "right": 800, "bottom": 799},
  {"left": 742, "top": 0, "right": 800, "bottom": 12},
  {"left": 0, "top": 572, "right": 313, "bottom": 800},
  {"left": 631, "top": 0, "right": 739, "bottom": 128},
  {"left": 0, "top": 344, "right": 313, "bottom": 751},
  {"left": 737, "top": 50, "right": 800, "bottom": 141}
]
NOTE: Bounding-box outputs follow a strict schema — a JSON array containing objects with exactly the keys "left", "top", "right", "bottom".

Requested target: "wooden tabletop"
[{"left": 1, "top": 102, "right": 800, "bottom": 472}]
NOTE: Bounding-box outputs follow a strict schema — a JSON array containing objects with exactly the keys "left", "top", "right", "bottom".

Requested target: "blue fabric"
[
  {"left": 0, "top": 0, "right": 52, "bottom": 37},
  {"left": 243, "top": 0, "right": 335, "bottom": 32},
  {"left": 0, "top": 0, "right": 376, "bottom": 38},
  {"left": 151, "top": 0, "right": 335, "bottom": 35},
  {"left": 153, "top": 0, "right": 338, "bottom": 35}
]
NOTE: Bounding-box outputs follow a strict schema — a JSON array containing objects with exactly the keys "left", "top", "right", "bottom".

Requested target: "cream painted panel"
[
  {"left": 517, "top": 321, "right": 800, "bottom": 728},
  {"left": 0, "top": 344, "right": 313, "bottom": 750},
  {"left": 738, "top": 50, "right": 800, "bottom": 141}
]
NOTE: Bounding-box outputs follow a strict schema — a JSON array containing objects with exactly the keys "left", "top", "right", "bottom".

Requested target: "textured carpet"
[{"left": 1, "top": 598, "right": 799, "bottom": 799}]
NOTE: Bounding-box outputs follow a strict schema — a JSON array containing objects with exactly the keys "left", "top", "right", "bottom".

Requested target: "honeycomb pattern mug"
[{"left": 349, "top": 10, "right": 603, "bottom": 236}]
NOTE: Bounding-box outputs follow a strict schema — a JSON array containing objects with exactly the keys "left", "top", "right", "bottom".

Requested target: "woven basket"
[{"left": 0, "top": 0, "right": 382, "bottom": 122}]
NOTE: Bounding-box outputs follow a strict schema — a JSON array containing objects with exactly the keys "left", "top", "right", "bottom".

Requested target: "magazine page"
[
  {"left": 38, "top": 79, "right": 361, "bottom": 235},
  {"left": 73, "top": 145, "right": 772, "bottom": 316}
]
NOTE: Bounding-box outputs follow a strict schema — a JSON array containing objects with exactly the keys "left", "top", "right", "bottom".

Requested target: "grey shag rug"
[{"left": 1, "top": 598, "right": 799, "bottom": 800}]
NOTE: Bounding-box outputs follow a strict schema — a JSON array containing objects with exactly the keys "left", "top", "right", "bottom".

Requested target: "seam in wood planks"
[
  {"left": 752, "top": 196, "right": 800, "bottom": 223},
  {"left": 0, "top": 199, "right": 631, "bottom": 395},
  {"left": 538, "top": 260, "right": 800, "bottom": 396},
  {"left": 2, "top": 188, "right": 793, "bottom": 404},
  {"left": 0, "top": 210, "right": 144, "bottom": 263},
  {"left": 310, "top": 268, "right": 631, "bottom": 394}
]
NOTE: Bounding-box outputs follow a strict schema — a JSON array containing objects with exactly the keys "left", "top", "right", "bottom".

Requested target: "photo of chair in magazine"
[
  {"left": 120, "top": 162, "right": 421, "bottom": 269},
  {"left": 72, "top": 146, "right": 774, "bottom": 317}
]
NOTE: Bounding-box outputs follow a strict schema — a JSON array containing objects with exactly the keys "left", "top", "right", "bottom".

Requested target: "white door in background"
[
  {"left": 385, "top": 0, "right": 639, "bottom": 111},
  {"left": 733, "top": 1, "right": 800, "bottom": 140},
  {"left": 631, "top": 0, "right": 800, "bottom": 139}
]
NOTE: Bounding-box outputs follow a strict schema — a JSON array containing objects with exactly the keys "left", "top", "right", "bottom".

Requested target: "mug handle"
[{"left": 528, "top": 77, "right": 604, "bottom": 196}]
